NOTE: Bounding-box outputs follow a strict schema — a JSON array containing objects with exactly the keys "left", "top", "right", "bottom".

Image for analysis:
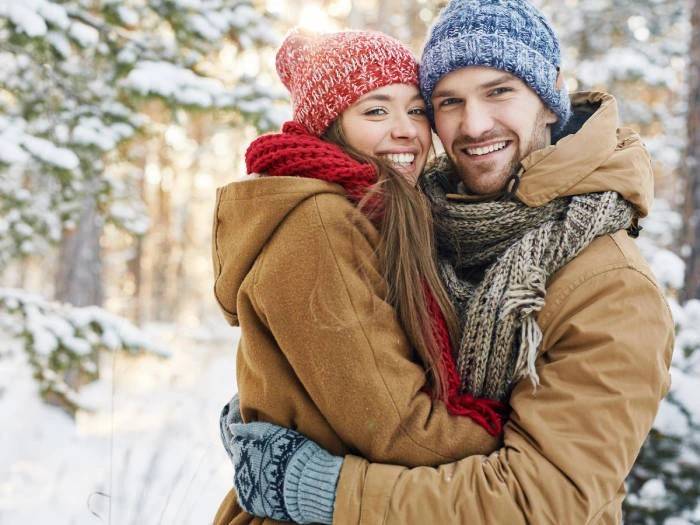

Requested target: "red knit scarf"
[{"left": 246, "top": 121, "right": 507, "bottom": 436}]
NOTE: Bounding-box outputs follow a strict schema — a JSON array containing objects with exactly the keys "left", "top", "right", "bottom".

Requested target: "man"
[{"left": 221, "top": 0, "right": 674, "bottom": 523}]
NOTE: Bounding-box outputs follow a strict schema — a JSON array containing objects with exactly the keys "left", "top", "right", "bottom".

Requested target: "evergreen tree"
[{"left": 0, "top": 0, "right": 285, "bottom": 411}]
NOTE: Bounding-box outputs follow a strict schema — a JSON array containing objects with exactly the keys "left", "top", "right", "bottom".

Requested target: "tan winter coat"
[
  {"left": 211, "top": 146, "right": 500, "bottom": 521},
  {"left": 331, "top": 92, "right": 675, "bottom": 524}
]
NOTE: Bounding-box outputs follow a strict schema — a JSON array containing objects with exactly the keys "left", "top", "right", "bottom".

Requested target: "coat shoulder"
[
  {"left": 248, "top": 192, "right": 380, "bottom": 293},
  {"left": 540, "top": 229, "right": 668, "bottom": 330}
]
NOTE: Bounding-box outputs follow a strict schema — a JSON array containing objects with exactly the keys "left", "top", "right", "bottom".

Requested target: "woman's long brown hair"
[{"left": 323, "top": 119, "right": 459, "bottom": 401}]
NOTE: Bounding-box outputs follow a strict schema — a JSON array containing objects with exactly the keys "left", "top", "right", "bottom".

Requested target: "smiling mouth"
[
  {"left": 380, "top": 152, "right": 417, "bottom": 172},
  {"left": 460, "top": 140, "right": 512, "bottom": 159}
]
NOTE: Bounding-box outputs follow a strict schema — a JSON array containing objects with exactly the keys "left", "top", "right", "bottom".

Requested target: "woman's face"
[{"left": 340, "top": 84, "right": 431, "bottom": 186}]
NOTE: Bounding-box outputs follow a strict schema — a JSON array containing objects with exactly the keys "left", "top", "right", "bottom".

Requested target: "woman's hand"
[{"left": 221, "top": 417, "right": 343, "bottom": 524}]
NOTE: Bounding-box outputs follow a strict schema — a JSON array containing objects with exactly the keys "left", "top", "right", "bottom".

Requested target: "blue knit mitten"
[
  {"left": 223, "top": 419, "right": 343, "bottom": 524},
  {"left": 220, "top": 394, "right": 242, "bottom": 462}
]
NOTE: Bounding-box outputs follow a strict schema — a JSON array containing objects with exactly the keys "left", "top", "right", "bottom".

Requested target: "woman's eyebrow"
[{"left": 357, "top": 94, "right": 392, "bottom": 103}]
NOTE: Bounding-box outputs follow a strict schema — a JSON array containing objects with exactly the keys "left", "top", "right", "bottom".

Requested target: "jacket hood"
[
  {"left": 212, "top": 176, "right": 345, "bottom": 325},
  {"left": 515, "top": 91, "right": 654, "bottom": 217}
]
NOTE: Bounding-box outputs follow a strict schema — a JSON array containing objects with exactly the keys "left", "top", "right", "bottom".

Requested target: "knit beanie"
[
  {"left": 420, "top": 0, "right": 572, "bottom": 137},
  {"left": 276, "top": 28, "right": 419, "bottom": 136}
]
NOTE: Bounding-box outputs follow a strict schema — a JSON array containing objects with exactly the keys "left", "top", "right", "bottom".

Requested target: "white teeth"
[
  {"left": 382, "top": 153, "right": 415, "bottom": 165},
  {"left": 466, "top": 141, "right": 508, "bottom": 156}
]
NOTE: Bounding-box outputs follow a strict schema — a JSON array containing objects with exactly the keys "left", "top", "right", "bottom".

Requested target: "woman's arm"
[{"left": 245, "top": 192, "right": 499, "bottom": 465}]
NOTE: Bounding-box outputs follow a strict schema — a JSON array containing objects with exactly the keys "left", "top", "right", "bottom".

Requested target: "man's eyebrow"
[
  {"left": 432, "top": 74, "right": 519, "bottom": 98},
  {"left": 480, "top": 73, "right": 518, "bottom": 89},
  {"left": 432, "top": 89, "right": 458, "bottom": 98}
]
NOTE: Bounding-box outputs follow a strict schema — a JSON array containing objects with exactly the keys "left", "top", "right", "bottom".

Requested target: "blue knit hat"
[{"left": 420, "top": 0, "right": 572, "bottom": 137}]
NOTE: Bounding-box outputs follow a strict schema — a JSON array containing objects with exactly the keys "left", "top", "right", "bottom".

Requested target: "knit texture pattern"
[
  {"left": 220, "top": 400, "right": 341, "bottom": 525},
  {"left": 276, "top": 28, "right": 419, "bottom": 136},
  {"left": 246, "top": 121, "right": 376, "bottom": 204},
  {"left": 283, "top": 440, "right": 343, "bottom": 524},
  {"left": 420, "top": 156, "right": 636, "bottom": 401},
  {"left": 420, "top": 0, "right": 572, "bottom": 137},
  {"left": 246, "top": 123, "right": 506, "bottom": 433}
]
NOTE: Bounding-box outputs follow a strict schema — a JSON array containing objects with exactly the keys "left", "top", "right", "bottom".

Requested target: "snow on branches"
[
  {"left": 0, "top": 287, "right": 168, "bottom": 415},
  {"left": 0, "top": 0, "right": 285, "bottom": 263}
]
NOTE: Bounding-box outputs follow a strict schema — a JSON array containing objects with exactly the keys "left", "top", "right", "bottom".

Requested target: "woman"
[{"left": 212, "top": 28, "right": 505, "bottom": 525}]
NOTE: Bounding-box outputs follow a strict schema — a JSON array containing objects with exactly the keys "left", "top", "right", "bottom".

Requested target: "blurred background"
[{"left": 1, "top": 0, "right": 699, "bottom": 523}]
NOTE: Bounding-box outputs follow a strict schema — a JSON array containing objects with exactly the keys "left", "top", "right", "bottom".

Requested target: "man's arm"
[{"left": 333, "top": 266, "right": 673, "bottom": 524}]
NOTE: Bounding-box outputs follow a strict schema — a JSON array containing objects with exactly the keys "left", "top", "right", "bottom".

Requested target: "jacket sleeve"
[
  {"left": 332, "top": 265, "right": 674, "bottom": 525},
  {"left": 250, "top": 194, "right": 499, "bottom": 467}
]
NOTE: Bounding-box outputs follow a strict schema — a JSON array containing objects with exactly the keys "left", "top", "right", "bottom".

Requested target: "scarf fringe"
[{"left": 500, "top": 265, "right": 546, "bottom": 389}]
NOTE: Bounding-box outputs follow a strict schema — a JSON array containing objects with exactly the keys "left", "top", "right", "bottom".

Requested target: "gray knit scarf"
[{"left": 421, "top": 156, "right": 636, "bottom": 401}]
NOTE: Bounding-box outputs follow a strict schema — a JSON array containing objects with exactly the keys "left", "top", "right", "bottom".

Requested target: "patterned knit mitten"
[
  {"left": 225, "top": 421, "right": 343, "bottom": 524},
  {"left": 219, "top": 394, "right": 242, "bottom": 462}
]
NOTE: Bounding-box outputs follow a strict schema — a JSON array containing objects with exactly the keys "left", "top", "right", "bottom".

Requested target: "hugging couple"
[{"left": 211, "top": 0, "right": 674, "bottom": 523}]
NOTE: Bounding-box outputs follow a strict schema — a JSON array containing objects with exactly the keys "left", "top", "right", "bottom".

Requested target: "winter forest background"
[{"left": 1, "top": 0, "right": 699, "bottom": 523}]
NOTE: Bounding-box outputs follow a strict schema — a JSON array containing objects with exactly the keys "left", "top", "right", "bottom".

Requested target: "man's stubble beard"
[{"left": 447, "top": 107, "right": 553, "bottom": 195}]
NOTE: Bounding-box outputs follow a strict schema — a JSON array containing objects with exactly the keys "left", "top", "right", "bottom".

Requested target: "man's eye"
[
  {"left": 364, "top": 108, "right": 387, "bottom": 116},
  {"left": 409, "top": 107, "right": 426, "bottom": 116},
  {"left": 490, "top": 87, "right": 513, "bottom": 96},
  {"left": 439, "top": 98, "right": 461, "bottom": 107}
]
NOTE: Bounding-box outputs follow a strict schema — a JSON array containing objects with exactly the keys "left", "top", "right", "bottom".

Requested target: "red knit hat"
[{"left": 276, "top": 28, "right": 419, "bottom": 136}]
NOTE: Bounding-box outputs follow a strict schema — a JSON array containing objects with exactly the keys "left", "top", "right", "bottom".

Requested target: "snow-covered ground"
[{"left": 0, "top": 323, "right": 239, "bottom": 524}]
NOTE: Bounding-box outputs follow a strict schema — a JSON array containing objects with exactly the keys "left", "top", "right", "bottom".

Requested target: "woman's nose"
[{"left": 390, "top": 114, "right": 419, "bottom": 140}]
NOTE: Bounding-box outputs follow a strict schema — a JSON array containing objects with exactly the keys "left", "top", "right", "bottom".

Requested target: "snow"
[
  {"left": 639, "top": 478, "right": 667, "bottom": 508},
  {"left": 0, "top": 137, "right": 30, "bottom": 165},
  {"left": 3, "top": 2, "right": 48, "bottom": 37},
  {"left": 189, "top": 13, "right": 223, "bottom": 41},
  {"left": 578, "top": 47, "right": 677, "bottom": 88},
  {"left": 12, "top": 222, "right": 33, "bottom": 237},
  {"left": 0, "top": 325, "right": 239, "bottom": 523},
  {"left": 109, "top": 201, "right": 151, "bottom": 236},
  {"left": 653, "top": 398, "right": 690, "bottom": 437},
  {"left": 72, "top": 119, "right": 119, "bottom": 151},
  {"left": 20, "top": 135, "right": 80, "bottom": 170},
  {"left": 123, "top": 61, "right": 231, "bottom": 108},
  {"left": 69, "top": 21, "right": 100, "bottom": 48},
  {"left": 36, "top": 0, "right": 70, "bottom": 30},
  {"left": 669, "top": 368, "right": 700, "bottom": 423},
  {"left": 46, "top": 31, "right": 72, "bottom": 59},
  {"left": 648, "top": 248, "right": 686, "bottom": 290},
  {"left": 117, "top": 5, "right": 139, "bottom": 27}
]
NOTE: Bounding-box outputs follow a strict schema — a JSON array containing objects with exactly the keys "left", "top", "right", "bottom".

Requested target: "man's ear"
[
  {"left": 545, "top": 108, "right": 558, "bottom": 126},
  {"left": 555, "top": 69, "right": 564, "bottom": 91}
]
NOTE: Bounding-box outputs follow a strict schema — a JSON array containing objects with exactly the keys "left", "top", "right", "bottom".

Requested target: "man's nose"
[{"left": 459, "top": 100, "right": 495, "bottom": 140}]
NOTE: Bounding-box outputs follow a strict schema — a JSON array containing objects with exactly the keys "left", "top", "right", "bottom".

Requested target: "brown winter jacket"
[
  {"left": 212, "top": 91, "right": 674, "bottom": 525},
  {"left": 330, "top": 92, "right": 675, "bottom": 524},
  {"left": 211, "top": 133, "right": 501, "bottom": 522}
]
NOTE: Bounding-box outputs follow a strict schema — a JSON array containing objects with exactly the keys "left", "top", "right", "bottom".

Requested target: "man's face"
[{"left": 432, "top": 66, "right": 558, "bottom": 195}]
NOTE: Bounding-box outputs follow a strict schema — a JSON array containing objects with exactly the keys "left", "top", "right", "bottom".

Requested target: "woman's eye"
[
  {"left": 409, "top": 107, "right": 426, "bottom": 116},
  {"left": 364, "top": 107, "right": 388, "bottom": 116}
]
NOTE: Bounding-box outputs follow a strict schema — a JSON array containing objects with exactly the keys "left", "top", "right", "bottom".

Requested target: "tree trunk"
[
  {"left": 55, "top": 192, "right": 104, "bottom": 307},
  {"left": 150, "top": 168, "right": 173, "bottom": 321},
  {"left": 683, "top": 0, "right": 700, "bottom": 299}
]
